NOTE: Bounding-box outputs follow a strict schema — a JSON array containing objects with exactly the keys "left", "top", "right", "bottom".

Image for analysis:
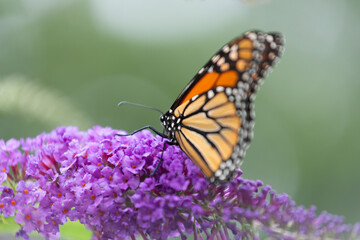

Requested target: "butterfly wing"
[
  {"left": 170, "top": 31, "right": 283, "bottom": 110},
  {"left": 167, "top": 31, "right": 284, "bottom": 182},
  {"left": 173, "top": 91, "right": 242, "bottom": 180}
]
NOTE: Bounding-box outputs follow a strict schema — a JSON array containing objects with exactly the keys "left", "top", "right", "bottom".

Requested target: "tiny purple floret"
[{"left": 0, "top": 126, "right": 359, "bottom": 240}]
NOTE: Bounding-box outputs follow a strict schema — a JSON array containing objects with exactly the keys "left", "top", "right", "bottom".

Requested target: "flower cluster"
[{"left": 0, "top": 126, "right": 359, "bottom": 240}]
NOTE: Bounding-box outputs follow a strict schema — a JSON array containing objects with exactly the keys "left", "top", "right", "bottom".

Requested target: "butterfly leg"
[
  {"left": 115, "top": 125, "right": 167, "bottom": 138},
  {"left": 151, "top": 140, "right": 177, "bottom": 176}
]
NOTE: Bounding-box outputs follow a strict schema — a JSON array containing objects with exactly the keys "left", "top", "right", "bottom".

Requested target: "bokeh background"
[{"left": 0, "top": 0, "right": 359, "bottom": 238}]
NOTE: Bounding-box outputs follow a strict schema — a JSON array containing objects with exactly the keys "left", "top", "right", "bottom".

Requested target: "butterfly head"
[{"left": 160, "top": 109, "right": 180, "bottom": 143}]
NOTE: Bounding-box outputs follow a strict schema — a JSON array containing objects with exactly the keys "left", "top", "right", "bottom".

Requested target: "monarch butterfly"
[{"left": 119, "top": 30, "right": 284, "bottom": 183}]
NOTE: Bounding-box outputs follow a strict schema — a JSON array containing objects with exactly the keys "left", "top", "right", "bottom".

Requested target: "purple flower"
[
  {"left": 0, "top": 126, "right": 359, "bottom": 240},
  {"left": 14, "top": 206, "right": 45, "bottom": 233}
]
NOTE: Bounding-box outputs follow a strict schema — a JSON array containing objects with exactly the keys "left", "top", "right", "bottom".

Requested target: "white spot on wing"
[
  {"left": 222, "top": 45, "right": 230, "bottom": 53},
  {"left": 208, "top": 90, "right": 215, "bottom": 99},
  {"left": 247, "top": 32, "right": 257, "bottom": 40},
  {"left": 212, "top": 54, "right": 220, "bottom": 63},
  {"left": 191, "top": 95, "right": 199, "bottom": 101},
  {"left": 216, "top": 86, "right": 224, "bottom": 92},
  {"left": 217, "top": 57, "right": 225, "bottom": 66},
  {"left": 266, "top": 35, "right": 274, "bottom": 42},
  {"left": 226, "top": 88, "right": 232, "bottom": 95}
]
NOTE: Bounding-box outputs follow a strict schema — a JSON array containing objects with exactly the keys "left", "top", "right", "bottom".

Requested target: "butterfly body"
[{"left": 160, "top": 31, "right": 284, "bottom": 183}]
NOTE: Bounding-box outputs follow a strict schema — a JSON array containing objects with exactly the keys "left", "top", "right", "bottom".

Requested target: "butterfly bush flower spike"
[{"left": 0, "top": 126, "right": 359, "bottom": 240}]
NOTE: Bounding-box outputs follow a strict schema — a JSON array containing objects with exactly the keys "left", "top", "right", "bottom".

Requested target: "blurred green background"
[{"left": 0, "top": 0, "right": 359, "bottom": 238}]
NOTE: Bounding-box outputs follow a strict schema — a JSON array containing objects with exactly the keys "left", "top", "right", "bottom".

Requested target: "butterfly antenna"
[
  {"left": 116, "top": 125, "right": 167, "bottom": 138},
  {"left": 118, "top": 101, "right": 163, "bottom": 115}
]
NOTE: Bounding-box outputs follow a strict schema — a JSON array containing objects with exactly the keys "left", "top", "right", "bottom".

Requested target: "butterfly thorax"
[{"left": 160, "top": 109, "right": 180, "bottom": 144}]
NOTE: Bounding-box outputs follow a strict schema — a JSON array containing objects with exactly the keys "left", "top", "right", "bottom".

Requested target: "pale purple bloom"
[
  {"left": 14, "top": 205, "right": 46, "bottom": 233},
  {"left": 0, "top": 126, "right": 359, "bottom": 239}
]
